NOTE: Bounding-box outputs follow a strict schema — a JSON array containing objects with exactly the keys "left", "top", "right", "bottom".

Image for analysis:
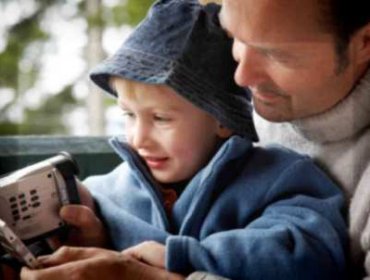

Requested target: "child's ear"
[{"left": 216, "top": 123, "right": 233, "bottom": 139}]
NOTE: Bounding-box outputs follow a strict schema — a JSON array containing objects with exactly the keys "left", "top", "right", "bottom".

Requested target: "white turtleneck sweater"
[{"left": 254, "top": 68, "right": 370, "bottom": 275}]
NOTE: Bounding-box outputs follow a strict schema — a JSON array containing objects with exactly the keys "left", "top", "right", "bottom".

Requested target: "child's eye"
[
  {"left": 121, "top": 111, "right": 135, "bottom": 119},
  {"left": 153, "top": 114, "right": 171, "bottom": 122}
]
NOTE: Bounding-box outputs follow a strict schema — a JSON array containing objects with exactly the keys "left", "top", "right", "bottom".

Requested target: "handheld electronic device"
[
  {"left": 0, "top": 219, "right": 40, "bottom": 268},
  {"left": 0, "top": 152, "right": 80, "bottom": 266}
]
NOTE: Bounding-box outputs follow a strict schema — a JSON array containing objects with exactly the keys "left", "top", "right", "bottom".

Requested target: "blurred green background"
[{"left": 0, "top": 0, "right": 155, "bottom": 136}]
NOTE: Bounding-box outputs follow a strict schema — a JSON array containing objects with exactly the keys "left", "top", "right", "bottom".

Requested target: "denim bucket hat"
[{"left": 90, "top": 0, "right": 258, "bottom": 141}]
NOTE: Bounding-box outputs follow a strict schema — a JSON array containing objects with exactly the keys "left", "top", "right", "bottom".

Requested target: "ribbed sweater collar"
[{"left": 291, "top": 68, "right": 370, "bottom": 143}]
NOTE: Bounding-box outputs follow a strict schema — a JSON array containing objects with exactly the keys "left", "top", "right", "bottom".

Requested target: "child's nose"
[{"left": 131, "top": 121, "right": 151, "bottom": 149}]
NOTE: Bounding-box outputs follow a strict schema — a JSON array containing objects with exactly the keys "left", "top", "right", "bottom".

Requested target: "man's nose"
[{"left": 233, "top": 41, "right": 266, "bottom": 89}]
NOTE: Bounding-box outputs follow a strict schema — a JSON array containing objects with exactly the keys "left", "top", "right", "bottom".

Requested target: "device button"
[{"left": 32, "top": 202, "right": 41, "bottom": 208}]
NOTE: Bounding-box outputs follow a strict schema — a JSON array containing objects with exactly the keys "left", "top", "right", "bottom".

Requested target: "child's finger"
[
  {"left": 59, "top": 205, "right": 108, "bottom": 247},
  {"left": 60, "top": 205, "right": 99, "bottom": 230},
  {"left": 122, "top": 241, "right": 166, "bottom": 268}
]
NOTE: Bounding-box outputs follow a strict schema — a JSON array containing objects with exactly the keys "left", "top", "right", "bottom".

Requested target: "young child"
[{"left": 80, "top": 0, "right": 347, "bottom": 279}]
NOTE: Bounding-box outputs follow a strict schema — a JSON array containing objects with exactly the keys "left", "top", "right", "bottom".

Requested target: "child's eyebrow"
[
  {"left": 161, "top": 106, "right": 182, "bottom": 113},
  {"left": 152, "top": 106, "right": 183, "bottom": 113},
  {"left": 117, "top": 99, "right": 128, "bottom": 110},
  {"left": 117, "top": 101, "right": 182, "bottom": 113}
]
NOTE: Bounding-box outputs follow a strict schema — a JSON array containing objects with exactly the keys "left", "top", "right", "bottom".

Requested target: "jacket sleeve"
[
  {"left": 186, "top": 272, "right": 230, "bottom": 280},
  {"left": 83, "top": 164, "right": 170, "bottom": 250},
  {"left": 166, "top": 160, "right": 348, "bottom": 280},
  {"left": 92, "top": 191, "right": 169, "bottom": 250}
]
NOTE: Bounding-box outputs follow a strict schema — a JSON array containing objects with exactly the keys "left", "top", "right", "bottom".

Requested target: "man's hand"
[
  {"left": 122, "top": 241, "right": 166, "bottom": 268},
  {"left": 20, "top": 246, "right": 185, "bottom": 280}
]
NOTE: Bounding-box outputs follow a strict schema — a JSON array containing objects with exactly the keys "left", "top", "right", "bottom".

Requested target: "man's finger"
[
  {"left": 22, "top": 250, "right": 186, "bottom": 280},
  {"left": 20, "top": 258, "right": 101, "bottom": 280},
  {"left": 21, "top": 265, "right": 70, "bottom": 280},
  {"left": 37, "top": 246, "right": 112, "bottom": 266}
]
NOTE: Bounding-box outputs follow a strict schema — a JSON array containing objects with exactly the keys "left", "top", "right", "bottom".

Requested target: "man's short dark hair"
[
  {"left": 327, "top": 0, "right": 370, "bottom": 43},
  {"left": 320, "top": 0, "right": 370, "bottom": 72}
]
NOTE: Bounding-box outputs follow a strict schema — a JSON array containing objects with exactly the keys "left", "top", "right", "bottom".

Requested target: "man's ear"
[
  {"left": 216, "top": 123, "right": 233, "bottom": 139},
  {"left": 353, "top": 23, "right": 370, "bottom": 65}
]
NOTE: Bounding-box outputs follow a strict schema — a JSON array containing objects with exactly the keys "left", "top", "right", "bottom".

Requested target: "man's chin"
[{"left": 254, "top": 103, "right": 293, "bottom": 123}]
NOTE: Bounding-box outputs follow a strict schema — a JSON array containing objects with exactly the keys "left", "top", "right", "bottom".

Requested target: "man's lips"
[{"left": 252, "top": 90, "right": 284, "bottom": 103}]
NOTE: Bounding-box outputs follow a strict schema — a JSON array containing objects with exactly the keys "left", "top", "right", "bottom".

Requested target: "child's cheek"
[{"left": 173, "top": 146, "right": 194, "bottom": 163}]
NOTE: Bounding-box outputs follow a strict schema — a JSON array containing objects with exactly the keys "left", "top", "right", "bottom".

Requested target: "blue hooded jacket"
[{"left": 85, "top": 135, "right": 347, "bottom": 280}]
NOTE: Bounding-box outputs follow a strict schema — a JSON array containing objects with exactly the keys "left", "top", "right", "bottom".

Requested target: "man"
[
  {"left": 19, "top": 0, "right": 370, "bottom": 279},
  {"left": 193, "top": 0, "right": 370, "bottom": 278},
  {"left": 219, "top": 0, "right": 370, "bottom": 278}
]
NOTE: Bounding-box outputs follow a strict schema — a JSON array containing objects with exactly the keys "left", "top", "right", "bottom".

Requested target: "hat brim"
[
  {"left": 90, "top": 47, "right": 174, "bottom": 97},
  {"left": 90, "top": 47, "right": 258, "bottom": 141}
]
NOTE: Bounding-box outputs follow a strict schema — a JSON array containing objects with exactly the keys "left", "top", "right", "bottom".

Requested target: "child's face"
[{"left": 112, "top": 78, "right": 231, "bottom": 184}]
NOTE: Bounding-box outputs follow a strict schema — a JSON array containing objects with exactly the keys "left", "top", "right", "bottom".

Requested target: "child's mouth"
[{"left": 144, "top": 157, "right": 168, "bottom": 169}]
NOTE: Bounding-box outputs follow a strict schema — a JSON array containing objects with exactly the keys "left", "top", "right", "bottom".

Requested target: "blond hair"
[{"left": 198, "top": 0, "right": 222, "bottom": 5}]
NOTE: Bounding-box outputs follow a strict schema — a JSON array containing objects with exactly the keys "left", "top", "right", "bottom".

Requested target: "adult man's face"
[{"left": 220, "top": 0, "right": 363, "bottom": 122}]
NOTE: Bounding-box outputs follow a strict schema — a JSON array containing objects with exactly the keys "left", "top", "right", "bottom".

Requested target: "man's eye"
[
  {"left": 259, "top": 49, "right": 290, "bottom": 63},
  {"left": 269, "top": 53, "right": 294, "bottom": 65},
  {"left": 273, "top": 55, "right": 291, "bottom": 63}
]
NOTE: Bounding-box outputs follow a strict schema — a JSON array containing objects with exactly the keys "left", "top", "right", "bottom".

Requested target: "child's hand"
[
  {"left": 55, "top": 181, "right": 109, "bottom": 248},
  {"left": 76, "top": 180, "right": 96, "bottom": 210},
  {"left": 59, "top": 204, "right": 109, "bottom": 248},
  {"left": 122, "top": 241, "right": 166, "bottom": 268},
  {"left": 47, "top": 181, "right": 108, "bottom": 249}
]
